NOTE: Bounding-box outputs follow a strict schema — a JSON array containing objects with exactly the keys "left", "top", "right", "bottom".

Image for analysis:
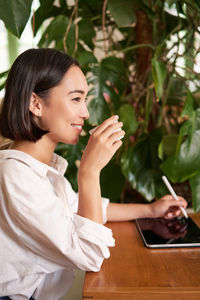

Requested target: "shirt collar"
[{"left": 0, "top": 149, "right": 68, "bottom": 177}]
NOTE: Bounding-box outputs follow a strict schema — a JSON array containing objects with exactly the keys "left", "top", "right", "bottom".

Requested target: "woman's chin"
[{"left": 62, "top": 137, "right": 79, "bottom": 145}]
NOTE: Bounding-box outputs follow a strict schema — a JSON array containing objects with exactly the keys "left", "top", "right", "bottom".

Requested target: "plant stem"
[
  {"left": 157, "top": 76, "right": 172, "bottom": 128},
  {"left": 119, "top": 43, "right": 155, "bottom": 54},
  {"left": 144, "top": 89, "right": 151, "bottom": 133}
]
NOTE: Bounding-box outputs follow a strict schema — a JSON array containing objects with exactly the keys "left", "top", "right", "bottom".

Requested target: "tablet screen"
[{"left": 136, "top": 216, "right": 200, "bottom": 248}]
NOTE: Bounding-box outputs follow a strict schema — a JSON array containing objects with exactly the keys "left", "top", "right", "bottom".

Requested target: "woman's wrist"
[
  {"left": 138, "top": 203, "right": 155, "bottom": 219},
  {"left": 146, "top": 203, "right": 155, "bottom": 218},
  {"left": 78, "top": 164, "right": 100, "bottom": 180},
  {"left": 78, "top": 166, "right": 103, "bottom": 224}
]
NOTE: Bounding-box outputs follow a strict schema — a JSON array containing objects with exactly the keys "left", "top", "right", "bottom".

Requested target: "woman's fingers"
[
  {"left": 90, "top": 116, "right": 125, "bottom": 143},
  {"left": 112, "top": 139, "right": 123, "bottom": 151},
  {"left": 81, "top": 116, "right": 125, "bottom": 173},
  {"left": 90, "top": 115, "right": 119, "bottom": 135},
  {"left": 161, "top": 195, "right": 187, "bottom": 209},
  {"left": 151, "top": 195, "right": 188, "bottom": 219},
  {"left": 162, "top": 196, "right": 188, "bottom": 219},
  {"left": 165, "top": 207, "right": 181, "bottom": 219},
  {"left": 109, "top": 128, "right": 125, "bottom": 143}
]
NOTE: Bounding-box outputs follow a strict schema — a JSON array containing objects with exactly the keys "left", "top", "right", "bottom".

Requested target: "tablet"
[{"left": 136, "top": 216, "right": 200, "bottom": 248}]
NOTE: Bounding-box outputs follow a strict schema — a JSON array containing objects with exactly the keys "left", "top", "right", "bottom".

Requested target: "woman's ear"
[{"left": 29, "top": 92, "right": 43, "bottom": 117}]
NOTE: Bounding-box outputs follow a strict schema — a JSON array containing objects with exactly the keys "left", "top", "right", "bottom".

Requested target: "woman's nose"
[{"left": 81, "top": 104, "right": 90, "bottom": 120}]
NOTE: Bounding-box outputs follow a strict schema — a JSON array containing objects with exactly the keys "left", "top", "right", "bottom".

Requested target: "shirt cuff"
[
  {"left": 102, "top": 197, "right": 109, "bottom": 224},
  {"left": 73, "top": 214, "right": 115, "bottom": 257}
]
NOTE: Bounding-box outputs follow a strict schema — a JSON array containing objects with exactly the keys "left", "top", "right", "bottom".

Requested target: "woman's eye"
[
  {"left": 72, "top": 97, "right": 81, "bottom": 102},
  {"left": 72, "top": 97, "right": 88, "bottom": 103}
]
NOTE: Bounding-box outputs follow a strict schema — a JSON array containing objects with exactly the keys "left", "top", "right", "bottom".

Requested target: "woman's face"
[{"left": 40, "top": 66, "right": 89, "bottom": 145}]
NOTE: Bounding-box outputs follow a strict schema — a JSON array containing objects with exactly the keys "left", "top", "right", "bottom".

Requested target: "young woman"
[{"left": 0, "top": 48, "right": 187, "bottom": 300}]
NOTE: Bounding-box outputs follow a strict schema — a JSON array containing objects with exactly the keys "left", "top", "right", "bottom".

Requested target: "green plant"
[{"left": 1, "top": 0, "right": 200, "bottom": 209}]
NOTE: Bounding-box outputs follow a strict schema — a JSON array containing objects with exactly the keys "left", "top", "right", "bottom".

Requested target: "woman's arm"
[
  {"left": 77, "top": 115, "right": 124, "bottom": 224},
  {"left": 106, "top": 195, "right": 188, "bottom": 222},
  {"left": 78, "top": 169, "right": 103, "bottom": 223},
  {"left": 77, "top": 115, "right": 187, "bottom": 224}
]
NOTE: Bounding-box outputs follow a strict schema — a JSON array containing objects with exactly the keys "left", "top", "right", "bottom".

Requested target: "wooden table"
[{"left": 83, "top": 214, "right": 200, "bottom": 300}]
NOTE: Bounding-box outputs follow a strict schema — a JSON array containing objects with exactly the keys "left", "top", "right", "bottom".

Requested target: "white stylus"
[{"left": 162, "top": 175, "right": 188, "bottom": 219}]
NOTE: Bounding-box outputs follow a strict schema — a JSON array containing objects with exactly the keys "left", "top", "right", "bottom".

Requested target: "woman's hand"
[
  {"left": 78, "top": 115, "right": 124, "bottom": 223},
  {"left": 149, "top": 195, "right": 188, "bottom": 219},
  {"left": 79, "top": 115, "right": 125, "bottom": 174}
]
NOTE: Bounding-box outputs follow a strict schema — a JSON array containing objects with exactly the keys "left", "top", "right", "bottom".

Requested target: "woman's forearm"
[
  {"left": 106, "top": 202, "right": 153, "bottom": 222},
  {"left": 106, "top": 195, "right": 188, "bottom": 222},
  {"left": 77, "top": 168, "right": 103, "bottom": 224},
  {"left": 77, "top": 116, "right": 124, "bottom": 224}
]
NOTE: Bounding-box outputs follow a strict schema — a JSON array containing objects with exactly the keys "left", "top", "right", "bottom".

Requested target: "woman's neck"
[{"left": 10, "top": 135, "right": 57, "bottom": 166}]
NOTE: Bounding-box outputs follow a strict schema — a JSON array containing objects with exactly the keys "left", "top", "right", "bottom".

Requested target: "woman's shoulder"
[
  {"left": 0, "top": 150, "right": 50, "bottom": 199},
  {"left": 0, "top": 149, "right": 36, "bottom": 179}
]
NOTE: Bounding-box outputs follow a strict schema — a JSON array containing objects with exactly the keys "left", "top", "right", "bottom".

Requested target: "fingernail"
[
  {"left": 89, "top": 125, "right": 99, "bottom": 135},
  {"left": 116, "top": 135, "right": 125, "bottom": 141}
]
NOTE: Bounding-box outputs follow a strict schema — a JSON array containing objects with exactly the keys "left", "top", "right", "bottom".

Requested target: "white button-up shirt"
[{"left": 0, "top": 149, "right": 115, "bottom": 300}]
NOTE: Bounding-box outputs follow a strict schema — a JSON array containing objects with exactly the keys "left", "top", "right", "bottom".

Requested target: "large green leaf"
[
  {"left": 87, "top": 56, "right": 126, "bottom": 125},
  {"left": 175, "top": 91, "right": 196, "bottom": 152},
  {"left": 0, "top": 0, "right": 33, "bottom": 37},
  {"left": 78, "top": 19, "right": 95, "bottom": 50},
  {"left": 101, "top": 56, "right": 126, "bottom": 79},
  {"left": 87, "top": 96, "right": 111, "bottom": 125},
  {"left": 166, "top": 77, "right": 187, "bottom": 106},
  {"left": 121, "top": 128, "right": 167, "bottom": 201},
  {"left": 158, "top": 134, "right": 178, "bottom": 159},
  {"left": 118, "top": 104, "right": 138, "bottom": 136},
  {"left": 33, "top": 0, "right": 64, "bottom": 35},
  {"left": 100, "top": 57, "right": 126, "bottom": 96},
  {"left": 152, "top": 58, "right": 167, "bottom": 100},
  {"left": 108, "top": 0, "right": 137, "bottom": 28},
  {"left": 181, "top": 90, "right": 195, "bottom": 119},
  {"left": 38, "top": 15, "right": 75, "bottom": 54},
  {"left": 161, "top": 108, "right": 200, "bottom": 182},
  {"left": 38, "top": 15, "right": 67, "bottom": 48},
  {"left": 0, "top": 70, "right": 9, "bottom": 91},
  {"left": 164, "top": 11, "right": 188, "bottom": 34},
  {"left": 77, "top": 51, "right": 98, "bottom": 67},
  {"left": 189, "top": 173, "right": 200, "bottom": 212},
  {"left": 102, "top": 84, "right": 122, "bottom": 110},
  {"left": 161, "top": 131, "right": 200, "bottom": 182},
  {"left": 78, "top": 0, "right": 104, "bottom": 21},
  {"left": 100, "top": 160, "right": 125, "bottom": 202}
]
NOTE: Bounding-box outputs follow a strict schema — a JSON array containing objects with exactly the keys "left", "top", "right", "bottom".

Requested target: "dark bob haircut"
[{"left": 0, "top": 48, "right": 79, "bottom": 142}]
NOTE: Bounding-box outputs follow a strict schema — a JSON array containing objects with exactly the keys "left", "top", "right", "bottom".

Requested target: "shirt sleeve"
[{"left": 0, "top": 159, "right": 115, "bottom": 274}]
